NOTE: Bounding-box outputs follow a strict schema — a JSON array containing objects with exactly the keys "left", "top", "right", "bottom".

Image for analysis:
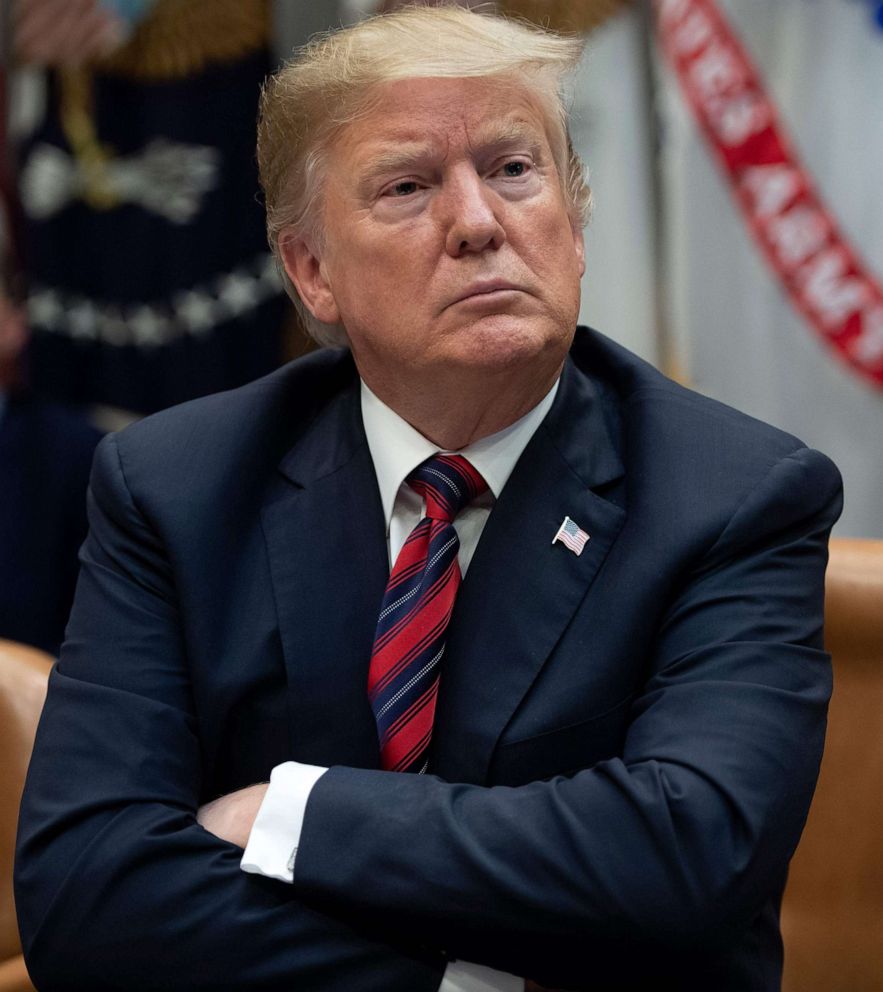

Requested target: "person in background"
[
  {"left": 0, "top": 187, "right": 101, "bottom": 654},
  {"left": 12, "top": 0, "right": 291, "bottom": 423}
]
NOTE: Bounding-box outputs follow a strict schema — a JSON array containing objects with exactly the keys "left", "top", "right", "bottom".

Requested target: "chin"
[{"left": 445, "top": 314, "right": 572, "bottom": 371}]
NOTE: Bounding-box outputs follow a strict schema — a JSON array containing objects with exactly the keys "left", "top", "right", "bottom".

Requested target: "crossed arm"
[{"left": 15, "top": 433, "right": 842, "bottom": 990}]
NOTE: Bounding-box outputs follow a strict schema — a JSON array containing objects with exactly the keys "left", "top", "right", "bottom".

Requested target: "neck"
[{"left": 360, "top": 360, "right": 564, "bottom": 450}]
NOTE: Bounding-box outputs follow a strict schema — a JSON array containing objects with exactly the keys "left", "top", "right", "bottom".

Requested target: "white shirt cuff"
[
  {"left": 441, "top": 960, "right": 523, "bottom": 992},
  {"left": 241, "top": 765, "right": 522, "bottom": 992},
  {"left": 240, "top": 761, "right": 327, "bottom": 883}
]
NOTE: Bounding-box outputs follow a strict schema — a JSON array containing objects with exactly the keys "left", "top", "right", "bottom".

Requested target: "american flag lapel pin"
[{"left": 552, "top": 516, "right": 590, "bottom": 556}]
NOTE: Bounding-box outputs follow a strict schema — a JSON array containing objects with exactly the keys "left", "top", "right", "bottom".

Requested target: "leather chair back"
[
  {"left": 781, "top": 538, "right": 883, "bottom": 991},
  {"left": 0, "top": 640, "right": 52, "bottom": 992}
]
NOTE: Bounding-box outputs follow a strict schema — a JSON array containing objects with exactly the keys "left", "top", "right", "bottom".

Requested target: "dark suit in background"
[
  {"left": 15, "top": 327, "right": 841, "bottom": 990},
  {"left": 0, "top": 393, "right": 101, "bottom": 654}
]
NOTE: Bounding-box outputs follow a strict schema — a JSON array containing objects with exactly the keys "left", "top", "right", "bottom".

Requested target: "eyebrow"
[
  {"left": 356, "top": 147, "right": 437, "bottom": 196},
  {"left": 355, "top": 119, "right": 547, "bottom": 195}
]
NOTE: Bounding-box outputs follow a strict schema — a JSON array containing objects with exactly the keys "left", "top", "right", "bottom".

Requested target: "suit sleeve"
[
  {"left": 14, "top": 434, "right": 445, "bottom": 992},
  {"left": 291, "top": 446, "right": 842, "bottom": 986}
]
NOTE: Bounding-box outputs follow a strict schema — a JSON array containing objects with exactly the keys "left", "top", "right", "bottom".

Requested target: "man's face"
[{"left": 285, "top": 76, "right": 585, "bottom": 392}]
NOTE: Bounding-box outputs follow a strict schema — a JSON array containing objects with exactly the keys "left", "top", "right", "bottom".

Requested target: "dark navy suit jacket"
[{"left": 16, "top": 328, "right": 842, "bottom": 991}]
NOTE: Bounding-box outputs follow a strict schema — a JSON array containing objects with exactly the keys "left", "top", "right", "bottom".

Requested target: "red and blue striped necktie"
[{"left": 367, "top": 454, "right": 488, "bottom": 773}]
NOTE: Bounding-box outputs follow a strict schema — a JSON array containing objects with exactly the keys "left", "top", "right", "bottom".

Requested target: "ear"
[
  {"left": 278, "top": 230, "right": 340, "bottom": 325},
  {"left": 572, "top": 224, "right": 586, "bottom": 278}
]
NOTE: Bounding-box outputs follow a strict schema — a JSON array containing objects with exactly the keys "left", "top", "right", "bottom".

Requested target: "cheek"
[
  {"left": 537, "top": 210, "right": 581, "bottom": 262},
  {"left": 329, "top": 260, "right": 423, "bottom": 361},
  {"left": 514, "top": 194, "right": 581, "bottom": 262},
  {"left": 525, "top": 232, "right": 583, "bottom": 309},
  {"left": 351, "top": 246, "right": 436, "bottom": 323}
]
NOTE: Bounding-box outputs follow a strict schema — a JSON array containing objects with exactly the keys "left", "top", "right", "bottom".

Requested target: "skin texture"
[
  {"left": 281, "top": 76, "right": 585, "bottom": 450},
  {"left": 196, "top": 783, "right": 268, "bottom": 849}
]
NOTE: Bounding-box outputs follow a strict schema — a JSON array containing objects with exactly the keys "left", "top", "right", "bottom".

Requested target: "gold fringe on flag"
[
  {"left": 55, "top": 0, "right": 269, "bottom": 209},
  {"left": 499, "top": 0, "right": 634, "bottom": 34},
  {"left": 98, "top": 0, "right": 269, "bottom": 81}
]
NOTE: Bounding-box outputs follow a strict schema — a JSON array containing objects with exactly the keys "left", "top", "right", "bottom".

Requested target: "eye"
[
  {"left": 383, "top": 180, "right": 421, "bottom": 198},
  {"left": 497, "top": 160, "right": 530, "bottom": 178}
]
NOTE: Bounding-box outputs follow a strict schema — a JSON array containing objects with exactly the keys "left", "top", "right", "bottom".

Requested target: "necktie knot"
[{"left": 407, "top": 454, "right": 488, "bottom": 524}]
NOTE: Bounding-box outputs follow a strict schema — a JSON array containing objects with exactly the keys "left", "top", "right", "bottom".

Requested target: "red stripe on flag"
[{"left": 655, "top": 0, "right": 883, "bottom": 389}]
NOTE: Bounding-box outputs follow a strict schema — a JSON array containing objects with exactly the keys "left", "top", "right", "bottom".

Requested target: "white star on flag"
[{"left": 553, "top": 516, "right": 590, "bottom": 556}]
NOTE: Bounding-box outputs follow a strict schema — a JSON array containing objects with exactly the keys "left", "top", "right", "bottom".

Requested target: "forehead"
[{"left": 328, "top": 76, "right": 555, "bottom": 170}]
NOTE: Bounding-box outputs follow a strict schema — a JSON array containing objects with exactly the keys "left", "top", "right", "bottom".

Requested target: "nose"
[{"left": 442, "top": 168, "right": 505, "bottom": 258}]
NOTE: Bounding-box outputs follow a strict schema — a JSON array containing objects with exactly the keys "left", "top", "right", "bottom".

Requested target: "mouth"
[{"left": 448, "top": 280, "right": 525, "bottom": 308}]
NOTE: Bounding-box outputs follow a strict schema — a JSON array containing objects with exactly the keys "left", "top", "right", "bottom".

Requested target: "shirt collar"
[{"left": 361, "top": 377, "right": 559, "bottom": 530}]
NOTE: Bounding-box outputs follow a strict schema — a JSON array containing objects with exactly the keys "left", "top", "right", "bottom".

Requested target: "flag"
[{"left": 553, "top": 517, "right": 591, "bottom": 556}]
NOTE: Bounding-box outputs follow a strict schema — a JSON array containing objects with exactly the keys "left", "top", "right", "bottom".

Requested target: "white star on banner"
[
  {"left": 128, "top": 306, "right": 170, "bottom": 347},
  {"left": 174, "top": 290, "right": 216, "bottom": 334},
  {"left": 257, "top": 254, "right": 283, "bottom": 290},
  {"left": 99, "top": 307, "right": 131, "bottom": 347},
  {"left": 28, "top": 290, "right": 63, "bottom": 329},
  {"left": 68, "top": 300, "right": 99, "bottom": 340},
  {"left": 218, "top": 272, "right": 259, "bottom": 317}
]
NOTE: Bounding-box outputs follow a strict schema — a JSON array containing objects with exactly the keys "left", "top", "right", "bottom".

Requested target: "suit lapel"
[
  {"left": 261, "top": 381, "right": 389, "bottom": 769},
  {"left": 432, "top": 360, "right": 626, "bottom": 784}
]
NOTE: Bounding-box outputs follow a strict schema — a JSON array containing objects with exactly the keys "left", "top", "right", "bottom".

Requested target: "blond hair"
[{"left": 257, "top": 4, "right": 590, "bottom": 347}]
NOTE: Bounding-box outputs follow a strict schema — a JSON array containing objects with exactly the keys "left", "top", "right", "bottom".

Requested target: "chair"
[
  {"left": 781, "top": 538, "right": 883, "bottom": 992},
  {"left": 0, "top": 640, "right": 53, "bottom": 992}
]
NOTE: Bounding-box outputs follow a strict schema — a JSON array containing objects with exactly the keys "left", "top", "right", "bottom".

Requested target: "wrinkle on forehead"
[
  {"left": 328, "top": 76, "right": 557, "bottom": 180},
  {"left": 353, "top": 117, "right": 549, "bottom": 194}
]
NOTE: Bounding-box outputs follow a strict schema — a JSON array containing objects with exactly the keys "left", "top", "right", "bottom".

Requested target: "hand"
[
  {"left": 14, "top": 0, "right": 127, "bottom": 67},
  {"left": 196, "top": 783, "right": 269, "bottom": 848}
]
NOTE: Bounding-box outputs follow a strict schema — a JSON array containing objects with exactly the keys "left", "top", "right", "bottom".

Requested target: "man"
[{"left": 15, "top": 7, "right": 842, "bottom": 991}]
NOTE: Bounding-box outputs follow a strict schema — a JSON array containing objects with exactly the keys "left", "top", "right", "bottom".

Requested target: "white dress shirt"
[{"left": 242, "top": 377, "right": 559, "bottom": 992}]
